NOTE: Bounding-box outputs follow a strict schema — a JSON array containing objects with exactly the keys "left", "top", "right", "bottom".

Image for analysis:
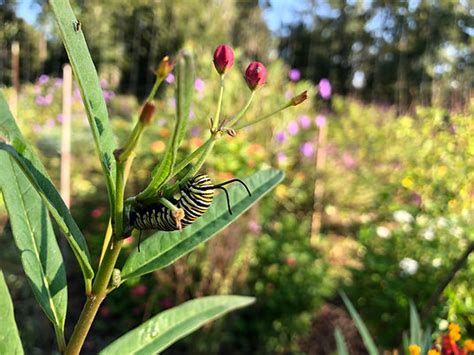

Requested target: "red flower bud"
[
  {"left": 139, "top": 101, "right": 156, "bottom": 125},
  {"left": 213, "top": 44, "right": 234, "bottom": 74},
  {"left": 155, "top": 56, "right": 174, "bottom": 78},
  {"left": 290, "top": 90, "right": 308, "bottom": 106},
  {"left": 245, "top": 61, "right": 266, "bottom": 90}
]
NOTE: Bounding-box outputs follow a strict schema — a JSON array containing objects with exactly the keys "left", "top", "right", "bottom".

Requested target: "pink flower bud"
[
  {"left": 213, "top": 44, "right": 234, "bottom": 74},
  {"left": 245, "top": 61, "right": 266, "bottom": 90}
]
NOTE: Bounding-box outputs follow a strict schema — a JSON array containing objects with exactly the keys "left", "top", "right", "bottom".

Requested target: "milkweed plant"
[{"left": 0, "top": 2, "right": 308, "bottom": 354}]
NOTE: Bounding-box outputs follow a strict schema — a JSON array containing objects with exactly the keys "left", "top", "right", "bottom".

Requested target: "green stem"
[
  {"left": 186, "top": 136, "right": 217, "bottom": 178},
  {"left": 228, "top": 91, "right": 255, "bottom": 128},
  {"left": 173, "top": 137, "right": 214, "bottom": 175},
  {"left": 146, "top": 76, "right": 165, "bottom": 103},
  {"left": 212, "top": 75, "right": 225, "bottom": 131},
  {"left": 119, "top": 123, "right": 145, "bottom": 164},
  {"left": 234, "top": 103, "right": 291, "bottom": 130}
]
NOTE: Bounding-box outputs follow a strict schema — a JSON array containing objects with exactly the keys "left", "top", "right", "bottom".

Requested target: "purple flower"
[
  {"left": 35, "top": 96, "right": 46, "bottom": 105},
  {"left": 315, "top": 114, "right": 327, "bottom": 128},
  {"left": 32, "top": 124, "right": 42, "bottom": 133},
  {"left": 300, "top": 142, "right": 314, "bottom": 157},
  {"left": 194, "top": 78, "right": 205, "bottom": 92},
  {"left": 37, "top": 74, "right": 49, "bottom": 85},
  {"left": 168, "top": 97, "right": 176, "bottom": 109},
  {"left": 34, "top": 85, "right": 41, "bottom": 94},
  {"left": 277, "top": 152, "right": 287, "bottom": 164},
  {"left": 189, "top": 108, "right": 195, "bottom": 120},
  {"left": 298, "top": 115, "right": 311, "bottom": 129},
  {"left": 103, "top": 90, "right": 115, "bottom": 102},
  {"left": 73, "top": 88, "right": 81, "bottom": 100},
  {"left": 275, "top": 130, "right": 287, "bottom": 143},
  {"left": 56, "top": 113, "right": 64, "bottom": 123},
  {"left": 288, "top": 69, "right": 301, "bottom": 82},
  {"left": 165, "top": 73, "right": 175, "bottom": 84},
  {"left": 191, "top": 126, "right": 200, "bottom": 137},
  {"left": 100, "top": 78, "right": 109, "bottom": 89},
  {"left": 45, "top": 118, "right": 55, "bottom": 128},
  {"left": 318, "top": 78, "right": 332, "bottom": 100},
  {"left": 287, "top": 121, "right": 299, "bottom": 135},
  {"left": 54, "top": 78, "right": 63, "bottom": 88},
  {"left": 285, "top": 90, "right": 293, "bottom": 99}
]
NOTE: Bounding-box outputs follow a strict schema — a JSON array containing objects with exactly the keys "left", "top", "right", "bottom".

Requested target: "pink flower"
[
  {"left": 315, "top": 114, "right": 327, "bottom": 127},
  {"left": 130, "top": 284, "right": 147, "bottom": 298},
  {"left": 277, "top": 152, "right": 287, "bottom": 165},
  {"left": 342, "top": 152, "right": 357, "bottom": 169},
  {"left": 300, "top": 142, "right": 314, "bottom": 157},
  {"left": 91, "top": 207, "right": 105, "bottom": 219},
  {"left": 318, "top": 78, "right": 332, "bottom": 99},
  {"left": 165, "top": 73, "right": 175, "bottom": 84},
  {"left": 298, "top": 115, "right": 311, "bottom": 129},
  {"left": 248, "top": 221, "right": 261, "bottom": 234},
  {"left": 213, "top": 44, "right": 234, "bottom": 74},
  {"left": 100, "top": 79, "right": 109, "bottom": 89},
  {"left": 288, "top": 69, "right": 301, "bottom": 82},
  {"left": 194, "top": 78, "right": 205, "bottom": 92},
  {"left": 245, "top": 62, "right": 266, "bottom": 90},
  {"left": 160, "top": 297, "right": 174, "bottom": 309},
  {"left": 287, "top": 121, "right": 299, "bottom": 135}
]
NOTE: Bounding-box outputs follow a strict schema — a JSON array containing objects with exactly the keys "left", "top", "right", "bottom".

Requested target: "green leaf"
[
  {"left": 0, "top": 155, "right": 67, "bottom": 349},
  {"left": 409, "top": 300, "right": 421, "bottom": 345},
  {"left": 100, "top": 295, "right": 254, "bottom": 355},
  {"left": 340, "top": 291, "right": 378, "bottom": 355},
  {"left": 136, "top": 49, "right": 194, "bottom": 201},
  {"left": 175, "top": 48, "right": 194, "bottom": 147},
  {"left": 49, "top": 0, "right": 117, "bottom": 205},
  {"left": 122, "top": 169, "right": 283, "bottom": 281},
  {"left": 0, "top": 94, "right": 93, "bottom": 284},
  {"left": 0, "top": 271, "right": 24, "bottom": 355},
  {"left": 334, "top": 327, "right": 349, "bottom": 355}
]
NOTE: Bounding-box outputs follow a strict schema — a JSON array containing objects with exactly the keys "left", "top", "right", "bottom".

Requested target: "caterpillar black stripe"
[{"left": 130, "top": 174, "right": 251, "bottom": 233}]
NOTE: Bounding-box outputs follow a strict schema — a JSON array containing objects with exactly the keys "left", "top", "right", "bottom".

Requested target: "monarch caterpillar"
[{"left": 130, "top": 174, "right": 251, "bottom": 249}]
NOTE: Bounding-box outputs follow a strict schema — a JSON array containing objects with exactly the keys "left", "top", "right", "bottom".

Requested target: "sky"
[{"left": 15, "top": 0, "right": 305, "bottom": 33}]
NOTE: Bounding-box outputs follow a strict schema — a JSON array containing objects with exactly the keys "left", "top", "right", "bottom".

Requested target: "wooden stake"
[
  {"left": 310, "top": 123, "right": 328, "bottom": 246},
  {"left": 61, "top": 64, "right": 72, "bottom": 207},
  {"left": 10, "top": 41, "right": 20, "bottom": 118}
]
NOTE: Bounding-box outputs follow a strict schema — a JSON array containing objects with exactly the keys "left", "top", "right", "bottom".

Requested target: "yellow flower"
[
  {"left": 464, "top": 339, "right": 474, "bottom": 351},
  {"left": 428, "top": 350, "right": 440, "bottom": 355},
  {"left": 402, "top": 176, "right": 414, "bottom": 189},
  {"left": 409, "top": 344, "right": 421, "bottom": 355}
]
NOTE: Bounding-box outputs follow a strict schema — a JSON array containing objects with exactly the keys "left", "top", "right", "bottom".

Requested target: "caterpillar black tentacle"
[{"left": 130, "top": 174, "right": 251, "bottom": 235}]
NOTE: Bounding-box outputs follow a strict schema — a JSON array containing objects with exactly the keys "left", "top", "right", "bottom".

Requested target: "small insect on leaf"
[{"left": 73, "top": 21, "right": 81, "bottom": 32}]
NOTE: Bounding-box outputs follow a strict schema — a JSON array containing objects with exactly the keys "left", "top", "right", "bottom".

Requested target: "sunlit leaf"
[
  {"left": 100, "top": 296, "right": 254, "bottom": 355},
  {"left": 122, "top": 169, "right": 283, "bottom": 281},
  {"left": 49, "top": 0, "right": 117, "bottom": 205}
]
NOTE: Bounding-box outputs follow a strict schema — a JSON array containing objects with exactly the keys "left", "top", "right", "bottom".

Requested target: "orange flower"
[
  {"left": 428, "top": 349, "right": 440, "bottom": 355},
  {"left": 464, "top": 339, "right": 474, "bottom": 352}
]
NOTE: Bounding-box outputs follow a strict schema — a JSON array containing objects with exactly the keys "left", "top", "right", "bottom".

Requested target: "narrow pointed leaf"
[
  {"left": 0, "top": 93, "right": 93, "bottom": 283},
  {"left": 340, "top": 291, "right": 378, "bottom": 355},
  {"left": 0, "top": 155, "right": 67, "bottom": 345},
  {"left": 0, "top": 271, "right": 24, "bottom": 354},
  {"left": 137, "top": 49, "right": 194, "bottom": 201},
  {"left": 335, "top": 327, "right": 349, "bottom": 355},
  {"left": 175, "top": 48, "right": 194, "bottom": 147},
  {"left": 409, "top": 300, "right": 421, "bottom": 345},
  {"left": 122, "top": 169, "right": 283, "bottom": 281},
  {"left": 100, "top": 296, "right": 254, "bottom": 355},
  {"left": 49, "top": 0, "right": 117, "bottom": 205}
]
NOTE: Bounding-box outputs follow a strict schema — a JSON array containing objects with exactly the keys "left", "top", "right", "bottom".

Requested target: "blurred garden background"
[{"left": 0, "top": 0, "right": 473, "bottom": 353}]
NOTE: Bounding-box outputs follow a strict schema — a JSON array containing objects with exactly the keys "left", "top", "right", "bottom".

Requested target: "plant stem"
[
  {"left": 65, "top": 153, "right": 130, "bottom": 354},
  {"left": 212, "top": 75, "right": 225, "bottom": 132},
  {"left": 173, "top": 137, "right": 214, "bottom": 175},
  {"left": 421, "top": 241, "right": 474, "bottom": 320},
  {"left": 227, "top": 91, "right": 255, "bottom": 128},
  {"left": 234, "top": 103, "right": 291, "bottom": 130}
]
